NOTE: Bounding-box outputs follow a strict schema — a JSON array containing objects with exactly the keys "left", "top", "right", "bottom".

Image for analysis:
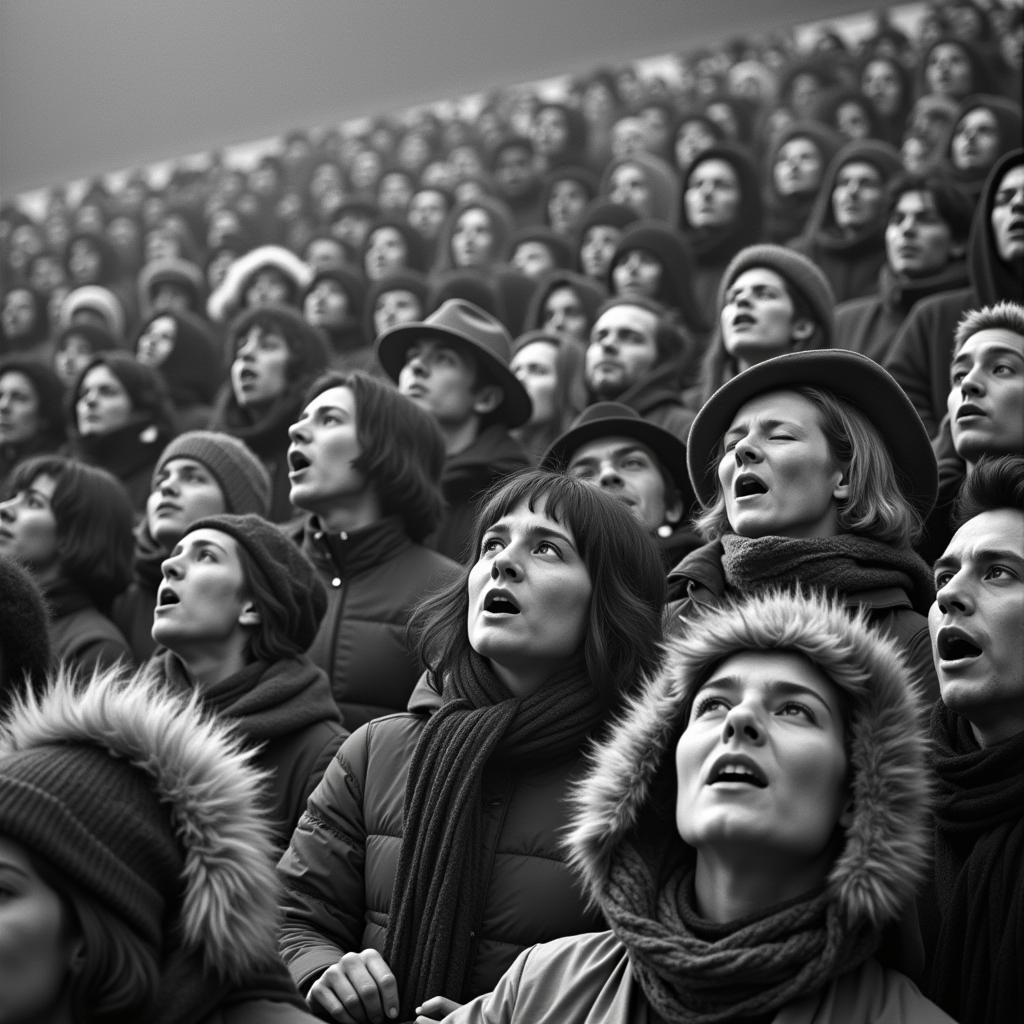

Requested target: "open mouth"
[
  {"left": 484, "top": 589, "right": 521, "bottom": 615},
  {"left": 288, "top": 449, "right": 311, "bottom": 473},
  {"left": 731, "top": 313, "right": 756, "bottom": 328},
  {"left": 937, "top": 627, "right": 983, "bottom": 661},
  {"left": 709, "top": 756, "right": 767, "bottom": 788},
  {"left": 956, "top": 403, "right": 986, "bottom": 420},
  {"left": 734, "top": 473, "right": 768, "bottom": 498},
  {"left": 156, "top": 587, "right": 181, "bottom": 609}
]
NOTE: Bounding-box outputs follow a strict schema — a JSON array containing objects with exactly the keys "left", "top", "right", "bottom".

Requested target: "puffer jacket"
[
  {"left": 291, "top": 514, "right": 461, "bottom": 729},
  {"left": 277, "top": 676, "right": 604, "bottom": 999}
]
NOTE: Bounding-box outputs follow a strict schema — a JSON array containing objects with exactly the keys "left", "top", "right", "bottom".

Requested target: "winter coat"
[
  {"left": 790, "top": 140, "right": 903, "bottom": 304},
  {"left": 290, "top": 514, "right": 461, "bottom": 729},
  {"left": 593, "top": 360, "right": 696, "bottom": 445},
  {"left": 834, "top": 262, "right": 970, "bottom": 366},
  {"left": 432, "top": 425, "right": 531, "bottom": 563},
  {"left": 884, "top": 149, "right": 1024, "bottom": 438},
  {"left": 152, "top": 651, "right": 347, "bottom": 848},
  {"left": 441, "top": 930, "right": 954, "bottom": 1023},
  {"left": 665, "top": 539, "right": 940, "bottom": 707},
  {"left": 45, "top": 579, "right": 133, "bottom": 676},
  {"left": 276, "top": 676, "right": 604, "bottom": 998}
]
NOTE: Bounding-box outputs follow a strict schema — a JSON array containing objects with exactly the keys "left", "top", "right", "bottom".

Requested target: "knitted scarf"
[
  {"left": 600, "top": 845, "right": 877, "bottom": 1023},
  {"left": 384, "top": 650, "right": 602, "bottom": 1018},
  {"left": 720, "top": 533, "right": 935, "bottom": 615},
  {"left": 926, "top": 703, "right": 1024, "bottom": 1024}
]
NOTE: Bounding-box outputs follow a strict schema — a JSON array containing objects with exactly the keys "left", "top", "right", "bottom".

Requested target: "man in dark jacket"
[
  {"left": 376, "top": 299, "right": 531, "bottom": 563},
  {"left": 583, "top": 296, "right": 696, "bottom": 443},
  {"left": 924, "top": 455, "right": 1024, "bottom": 1024}
]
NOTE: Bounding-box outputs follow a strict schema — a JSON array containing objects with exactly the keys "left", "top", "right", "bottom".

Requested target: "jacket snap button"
[{"left": 331, "top": 577, "right": 342, "bottom": 587}]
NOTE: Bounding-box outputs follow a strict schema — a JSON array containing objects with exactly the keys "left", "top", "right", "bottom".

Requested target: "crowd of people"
[{"left": 0, "top": 1, "right": 1022, "bottom": 1022}]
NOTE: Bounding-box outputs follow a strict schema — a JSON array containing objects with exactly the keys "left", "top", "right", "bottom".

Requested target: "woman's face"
[
  {"left": 579, "top": 225, "right": 622, "bottom": 280},
  {"left": 0, "top": 836, "right": 77, "bottom": 1023},
  {"left": 76, "top": 365, "right": 133, "bottom": 437},
  {"left": 547, "top": 179, "right": 590, "bottom": 235},
  {"left": 66, "top": 239, "right": 102, "bottom": 285},
  {"left": 1, "top": 289, "right": 38, "bottom": 341},
  {"left": 153, "top": 528, "right": 255, "bottom": 658},
  {"left": 231, "top": 324, "right": 290, "bottom": 408},
  {"left": 0, "top": 371, "right": 43, "bottom": 446},
  {"left": 511, "top": 241, "right": 557, "bottom": 280},
  {"left": 467, "top": 494, "right": 592, "bottom": 696},
  {"left": 674, "top": 651, "right": 850, "bottom": 874},
  {"left": 533, "top": 107, "right": 570, "bottom": 157},
  {"left": 836, "top": 101, "right": 873, "bottom": 141},
  {"left": 52, "top": 331, "right": 92, "bottom": 390},
  {"left": 451, "top": 208, "right": 496, "bottom": 268},
  {"left": 136, "top": 315, "right": 177, "bottom": 368},
  {"left": 674, "top": 120, "right": 717, "bottom": 171},
  {"left": 685, "top": 158, "right": 742, "bottom": 228},
  {"left": 377, "top": 173, "right": 414, "bottom": 212},
  {"left": 612, "top": 249, "right": 662, "bottom": 299},
  {"left": 861, "top": 59, "right": 902, "bottom": 117},
  {"left": 608, "top": 163, "right": 652, "bottom": 217},
  {"left": 925, "top": 43, "right": 974, "bottom": 98},
  {"left": 244, "top": 268, "right": 291, "bottom": 308},
  {"left": 721, "top": 268, "right": 802, "bottom": 366},
  {"left": 146, "top": 458, "right": 228, "bottom": 547},
  {"left": 303, "top": 279, "right": 350, "bottom": 330},
  {"left": 542, "top": 285, "right": 589, "bottom": 342},
  {"left": 0, "top": 473, "right": 59, "bottom": 569},
  {"left": 373, "top": 289, "right": 423, "bottom": 336},
  {"left": 773, "top": 138, "right": 824, "bottom": 197},
  {"left": 718, "top": 390, "right": 845, "bottom": 539},
  {"left": 364, "top": 227, "right": 410, "bottom": 281},
  {"left": 511, "top": 340, "right": 559, "bottom": 426},
  {"left": 951, "top": 108, "right": 1001, "bottom": 171}
]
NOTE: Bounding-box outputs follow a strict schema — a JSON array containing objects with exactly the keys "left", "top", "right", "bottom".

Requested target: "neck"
[
  {"left": 439, "top": 416, "right": 482, "bottom": 456},
  {"left": 489, "top": 655, "right": 575, "bottom": 699},
  {"left": 314, "top": 490, "right": 384, "bottom": 534},
  {"left": 172, "top": 640, "right": 249, "bottom": 691},
  {"left": 693, "top": 846, "right": 830, "bottom": 924}
]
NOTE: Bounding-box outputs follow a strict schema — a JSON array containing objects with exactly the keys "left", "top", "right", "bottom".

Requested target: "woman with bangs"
[
  {"left": 668, "top": 348, "right": 941, "bottom": 708},
  {"left": 278, "top": 469, "right": 666, "bottom": 1023},
  {"left": 0, "top": 454, "right": 133, "bottom": 676}
]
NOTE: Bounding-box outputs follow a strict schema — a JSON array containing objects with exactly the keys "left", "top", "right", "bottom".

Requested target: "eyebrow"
[
  {"left": 700, "top": 676, "right": 838, "bottom": 717},
  {"left": 571, "top": 443, "right": 654, "bottom": 467},
  {"left": 723, "top": 417, "right": 802, "bottom": 439},
  {"left": 952, "top": 344, "right": 1024, "bottom": 366},
  {"left": 935, "top": 548, "right": 1024, "bottom": 572},
  {"left": 171, "top": 537, "right": 229, "bottom": 558},
  {"left": 484, "top": 521, "right": 578, "bottom": 551}
]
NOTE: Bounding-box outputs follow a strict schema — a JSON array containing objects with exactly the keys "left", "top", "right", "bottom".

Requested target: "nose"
[
  {"left": 288, "top": 418, "right": 310, "bottom": 443},
  {"left": 236, "top": 336, "right": 258, "bottom": 361},
  {"left": 160, "top": 552, "right": 184, "bottom": 581},
  {"left": 0, "top": 498, "right": 16, "bottom": 522},
  {"left": 935, "top": 571, "right": 972, "bottom": 615},
  {"left": 732, "top": 436, "right": 761, "bottom": 465},
  {"left": 597, "top": 462, "right": 623, "bottom": 489},
  {"left": 490, "top": 547, "right": 521, "bottom": 581},
  {"left": 721, "top": 702, "right": 764, "bottom": 745},
  {"left": 960, "top": 365, "right": 986, "bottom": 397},
  {"left": 159, "top": 473, "right": 180, "bottom": 496}
]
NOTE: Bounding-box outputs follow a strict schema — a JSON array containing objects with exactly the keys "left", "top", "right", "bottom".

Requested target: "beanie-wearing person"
[
  {"left": 301, "top": 265, "right": 372, "bottom": 373},
  {"left": 0, "top": 555, "right": 52, "bottom": 712},
  {"left": 441, "top": 589, "right": 950, "bottom": 1024},
  {"left": 113, "top": 430, "right": 272, "bottom": 663},
  {"left": 0, "top": 667, "right": 321, "bottom": 1022},
  {"left": 573, "top": 198, "right": 641, "bottom": 284},
  {"left": 149, "top": 513, "right": 345, "bottom": 847}
]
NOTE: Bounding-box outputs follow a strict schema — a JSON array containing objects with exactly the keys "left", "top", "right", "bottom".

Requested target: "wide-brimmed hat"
[
  {"left": 541, "top": 401, "right": 696, "bottom": 511},
  {"left": 375, "top": 299, "right": 532, "bottom": 427},
  {"left": 687, "top": 349, "right": 938, "bottom": 517}
]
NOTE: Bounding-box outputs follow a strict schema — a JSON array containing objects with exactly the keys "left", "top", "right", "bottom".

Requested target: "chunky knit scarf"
[
  {"left": 384, "top": 650, "right": 602, "bottom": 1018},
  {"left": 926, "top": 703, "right": 1024, "bottom": 1024},
  {"left": 600, "top": 845, "right": 877, "bottom": 1023},
  {"left": 720, "top": 533, "right": 935, "bottom": 614}
]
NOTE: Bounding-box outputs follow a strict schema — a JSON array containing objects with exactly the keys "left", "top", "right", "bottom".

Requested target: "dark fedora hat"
[
  {"left": 541, "top": 402, "right": 696, "bottom": 511},
  {"left": 686, "top": 349, "right": 938, "bottom": 517},
  {"left": 375, "top": 298, "right": 532, "bottom": 427}
]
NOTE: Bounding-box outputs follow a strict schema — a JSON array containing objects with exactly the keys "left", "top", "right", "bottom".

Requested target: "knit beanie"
[
  {"left": 137, "top": 257, "right": 206, "bottom": 313},
  {"left": 60, "top": 285, "right": 126, "bottom": 339},
  {"left": 717, "top": 244, "right": 836, "bottom": 346},
  {"left": 185, "top": 514, "right": 326, "bottom": 653},
  {"left": 152, "top": 431, "right": 271, "bottom": 516},
  {"left": 0, "top": 556, "right": 52, "bottom": 698},
  {"left": 0, "top": 668, "right": 282, "bottom": 982}
]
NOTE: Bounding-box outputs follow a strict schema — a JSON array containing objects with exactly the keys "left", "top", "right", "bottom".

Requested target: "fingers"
[
  {"left": 414, "top": 995, "right": 462, "bottom": 1022},
  {"left": 308, "top": 949, "right": 401, "bottom": 1023}
]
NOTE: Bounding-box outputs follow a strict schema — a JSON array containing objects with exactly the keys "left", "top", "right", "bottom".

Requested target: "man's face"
[
  {"left": 991, "top": 164, "right": 1024, "bottom": 263},
  {"left": 493, "top": 145, "right": 536, "bottom": 199},
  {"left": 885, "top": 190, "right": 956, "bottom": 277},
  {"left": 930, "top": 509, "right": 1024, "bottom": 747},
  {"left": 397, "top": 337, "right": 487, "bottom": 427},
  {"left": 832, "top": 161, "right": 885, "bottom": 232},
  {"left": 585, "top": 305, "right": 659, "bottom": 400}
]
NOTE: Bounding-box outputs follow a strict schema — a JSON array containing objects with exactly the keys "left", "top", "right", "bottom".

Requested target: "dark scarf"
[
  {"left": 600, "top": 846, "right": 876, "bottom": 1023},
  {"left": 441, "top": 424, "right": 530, "bottom": 504},
  {"left": 154, "top": 651, "right": 341, "bottom": 740},
  {"left": 208, "top": 384, "right": 304, "bottom": 461},
  {"left": 384, "top": 650, "right": 603, "bottom": 1018},
  {"left": 131, "top": 518, "right": 168, "bottom": 591},
  {"left": 74, "top": 415, "right": 169, "bottom": 483},
  {"left": 926, "top": 702, "right": 1024, "bottom": 1024},
  {"left": 720, "top": 533, "right": 935, "bottom": 615}
]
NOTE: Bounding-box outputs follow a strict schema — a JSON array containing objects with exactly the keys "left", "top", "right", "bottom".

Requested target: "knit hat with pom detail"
[
  {"left": 185, "top": 513, "right": 326, "bottom": 655},
  {"left": 0, "top": 666, "right": 282, "bottom": 982},
  {"left": 153, "top": 431, "right": 271, "bottom": 517}
]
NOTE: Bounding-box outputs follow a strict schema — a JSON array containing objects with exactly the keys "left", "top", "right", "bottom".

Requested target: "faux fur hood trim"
[
  {"left": 567, "top": 589, "right": 932, "bottom": 931},
  {"left": 0, "top": 665, "right": 282, "bottom": 982}
]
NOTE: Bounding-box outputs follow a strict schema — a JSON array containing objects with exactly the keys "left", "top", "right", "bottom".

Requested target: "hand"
[
  {"left": 307, "top": 949, "right": 401, "bottom": 1023},
  {"left": 414, "top": 996, "right": 462, "bottom": 1023}
]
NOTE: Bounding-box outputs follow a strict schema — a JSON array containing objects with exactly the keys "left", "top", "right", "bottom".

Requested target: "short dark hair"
[
  {"left": 0, "top": 355, "right": 67, "bottom": 448},
  {"left": 411, "top": 469, "right": 666, "bottom": 709},
  {"left": 886, "top": 171, "right": 974, "bottom": 243},
  {"left": 952, "top": 455, "right": 1024, "bottom": 529},
  {"left": 301, "top": 370, "right": 447, "bottom": 541},
  {"left": 8, "top": 455, "right": 134, "bottom": 610}
]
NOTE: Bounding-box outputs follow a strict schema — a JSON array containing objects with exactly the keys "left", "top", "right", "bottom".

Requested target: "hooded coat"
[
  {"left": 599, "top": 153, "right": 682, "bottom": 226},
  {"left": 791, "top": 139, "right": 904, "bottom": 304},
  {"left": 441, "top": 591, "right": 949, "bottom": 1024},
  {"left": 941, "top": 94, "right": 1023, "bottom": 201},
  {"left": 885, "top": 149, "right": 1024, "bottom": 438},
  {"left": 522, "top": 268, "right": 608, "bottom": 338}
]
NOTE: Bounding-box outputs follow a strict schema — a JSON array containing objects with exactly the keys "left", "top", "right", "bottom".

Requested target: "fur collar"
[{"left": 567, "top": 589, "right": 932, "bottom": 931}]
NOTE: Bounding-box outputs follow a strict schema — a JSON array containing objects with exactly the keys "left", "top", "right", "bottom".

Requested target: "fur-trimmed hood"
[
  {"left": 0, "top": 665, "right": 282, "bottom": 983},
  {"left": 567, "top": 589, "right": 932, "bottom": 933}
]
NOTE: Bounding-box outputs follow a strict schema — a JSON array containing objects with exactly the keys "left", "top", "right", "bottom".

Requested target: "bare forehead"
[
  {"left": 594, "top": 305, "right": 657, "bottom": 335},
  {"left": 726, "top": 389, "right": 821, "bottom": 428},
  {"left": 955, "top": 327, "right": 1024, "bottom": 359},
  {"left": 570, "top": 435, "right": 659, "bottom": 463},
  {"left": 943, "top": 508, "right": 1024, "bottom": 563}
]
